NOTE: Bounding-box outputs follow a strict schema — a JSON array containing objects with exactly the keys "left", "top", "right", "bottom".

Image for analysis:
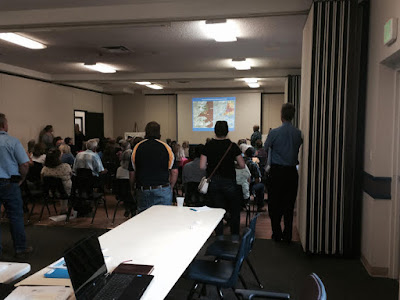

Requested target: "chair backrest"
[
  {"left": 72, "top": 168, "right": 96, "bottom": 197},
  {"left": 298, "top": 273, "right": 327, "bottom": 300},
  {"left": 247, "top": 213, "right": 260, "bottom": 256},
  {"left": 113, "top": 178, "right": 131, "bottom": 198},
  {"left": 228, "top": 228, "right": 252, "bottom": 287},
  {"left": 43, "top": 176, "right": 68, "bottom": 198},
  {"left": 27, "top": 161, "right": 43, "bottom": 183}
]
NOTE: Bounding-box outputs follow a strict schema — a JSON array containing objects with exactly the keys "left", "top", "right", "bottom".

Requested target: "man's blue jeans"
[
  {"left": 136, "top": 186, "right": 172, "bottom": 213},
  {"left": 0, "top": 182, "right": 27, "bottom": 253}
]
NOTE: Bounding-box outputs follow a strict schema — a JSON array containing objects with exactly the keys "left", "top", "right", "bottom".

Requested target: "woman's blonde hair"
[{"left": 59, "top": 144, "right": 71, "bottom": 154}]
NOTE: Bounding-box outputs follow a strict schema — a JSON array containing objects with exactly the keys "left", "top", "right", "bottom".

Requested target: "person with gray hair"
[
  {"left": 116, "top": 148, "right": 135, "bottom": 217},
  {"left": 72, "top": 138, "right": 105, "bottom": 177},
  {"left": 0, "top": 113, "right": 33, "bottom": 258}
]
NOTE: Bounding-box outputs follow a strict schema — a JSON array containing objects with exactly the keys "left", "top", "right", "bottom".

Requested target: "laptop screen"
[{"left": 64, "top": 235, "right": 107, "bottom": 296}]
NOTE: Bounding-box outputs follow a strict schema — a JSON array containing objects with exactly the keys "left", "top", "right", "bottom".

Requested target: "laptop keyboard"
[{"left": 93, "top": 274, "right": 134, "bottom": 300}]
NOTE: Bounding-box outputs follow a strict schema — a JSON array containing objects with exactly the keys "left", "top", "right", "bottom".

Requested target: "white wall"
[
  {"left": 0, "top": 73, "right": 113, "bottom": 148},
  {"left": 177, "top": 91, "right": 261, "bottom": 144},
  {"left": 113, "top": 94, "right": 177, "bottom": 142},
  {"left": 261, "top": 93, "right": 284, "bottom": 134},
  {"left": 362, "top": 0, "right": 400, "bottom": 278}
]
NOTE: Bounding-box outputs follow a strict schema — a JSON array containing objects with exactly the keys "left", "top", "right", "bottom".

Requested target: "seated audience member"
[
  {"left": 26, "top": 139, "right": 36, "bottom": 166},
  {"left": 182, "top": 141, "right": 190, "bottom": 158},
  {"left": 32, "top": 143, "right": 46, "bottom": 165},
  {"left": 64, "top": 137, "right": 77, "bottom": 155},
  {"left": 182, "top": 144, "right": 206, "bottom": 206},
  {"left": 130, "top": 136, "right": 144, "bottom": 149},
  {"left": 59, "top": 144, "right": 75, "bottom": 166},
  {"left": 166, "top": 138, "right": 172, "bottom": 147},
  {"left": 244, "top": 147, "right": 266, "bottom": 212},
  {"left": 53, "top": 136, "right": 63, "bottom": 148},
  {"left": 117, "top": 140, "right": 131, "bottom": 161},
  {"left": 73, "top": 139, "right": 106, "bottom": 178},
  {"left": 238, "top": 138, "right": 251, "bottom": 154},
  {"left": 255, "top": 139, "right": 268, "bottom": 176},
  {"left": 116, "top": 149, "right": 135, "bottom": 217},
  {"left": 41, "top": 148, "right": 72, "bottom": 213},
  {"left": 235, "top": 161, "right": 251, "bottom": 207},
  {"left": 250, "top": 125, "right": 262, "bottom": 147}
]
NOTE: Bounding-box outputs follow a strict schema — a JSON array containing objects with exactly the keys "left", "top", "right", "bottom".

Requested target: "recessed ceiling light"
[
  {"left": 205, "top": 20, "right": 237, "bottom": 42},
  {"left": 248, "top": 82, "right": 260, "bottom": 88},
  {"left": 243, "top": 78, "right": 258, "bottom": 83},
  {"left": 0, "top": 33, "right": 46, "bottom": 49},
  {"left": 146, "top": 84, "right": 163, "bottom": 90},
  {"left": 231, "top": 59, "right": 251, "bottom": 70},
  {"left": 135, "top": 81, "right": 151, "bottom": 85},
  {"left": 83, "top": 63, "right": 116, "bottom": 73}
]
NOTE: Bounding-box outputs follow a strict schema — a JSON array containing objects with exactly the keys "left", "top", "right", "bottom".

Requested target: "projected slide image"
[{"left": 192, "top": 97, "right": 235, "bottom": 131}]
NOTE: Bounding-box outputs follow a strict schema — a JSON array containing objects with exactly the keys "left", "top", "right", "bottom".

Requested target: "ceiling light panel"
[
  {"left": 83, "top": 63, "right": 116, "bottom": 73},
  {"left": 243, "top": 78, "right": 258, "bottom": 83},
  {"left": 204, "top": 20, "right": 237, "bottom": 42},
  {"left": 0, "top": 33, "right": 46, "bottom": 49},
  {"left": 135, "top": 81, "right": 151, "bottom": 85},
  {"left": 248, "top": 82, "right": 260, "bottom": 88},
  {"left": 231, "top": 59, "right": 251, "bottom": 70},
  {"left": 146, "top": 84, "right": 163, "bottom": 90}
]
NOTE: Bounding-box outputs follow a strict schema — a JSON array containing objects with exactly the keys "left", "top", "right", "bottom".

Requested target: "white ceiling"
[{"left": 0, "top": 0, "right": 312, "bottom": 94}]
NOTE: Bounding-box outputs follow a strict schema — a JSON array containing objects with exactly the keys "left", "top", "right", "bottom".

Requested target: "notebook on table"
[{"left": 63, "top": 235, "right": 153, "bottom": 300}]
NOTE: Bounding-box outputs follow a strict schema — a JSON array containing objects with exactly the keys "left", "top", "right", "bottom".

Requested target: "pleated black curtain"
[
  {"left": 287, "top": 75, "right": 301, "bottom": 128},
  {"left": 302, "top": 0, "right": 368, "bottom": 256}
]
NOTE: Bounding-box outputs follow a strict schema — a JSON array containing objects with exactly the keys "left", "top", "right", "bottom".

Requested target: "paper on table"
[
  {"left": 48, "top": 258, "right": 66, "bottom": 270},
  {"left": 5, "top": 286, "right": 72, "bottom": 300},
  {"left": 190, "top": 206, "right": 212, "bottom": 212},
  {"left": 0, "top": 263, "right": 9, "bottom": 273}
]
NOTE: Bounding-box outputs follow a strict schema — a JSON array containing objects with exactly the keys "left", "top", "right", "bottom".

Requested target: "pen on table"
[
  {"left": 190, "top": 208, "right": 197, "bottom": 212},
  {"left": 121, "top": 259, "right": 132, "bottom": 263}
]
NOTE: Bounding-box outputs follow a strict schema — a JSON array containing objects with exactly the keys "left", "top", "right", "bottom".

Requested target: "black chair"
[
  {"left": 205, "top": 213, "right": 263, "bottom": 289},
  {"left": 183, "top": 228, "right": 252, "bottom": 300},
  {"left": 184, "top": 182, "right": 206, "bottom": 207},
  {"left": 235, "top": 273, "right": 326, "bottom": 300},
  {"left": 68, "top": 168, "right": 108, "bottom": 224},
  {"left": 112, "top": 178, "right": 136, "bottom": 224},
  {"left": 28, "top": 176, "right": 66, "bottom": 222}
]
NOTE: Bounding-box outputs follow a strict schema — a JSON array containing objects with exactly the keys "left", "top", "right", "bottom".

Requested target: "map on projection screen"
[{"left": 192, "top": 97, "right": 236, "bottom": 131}]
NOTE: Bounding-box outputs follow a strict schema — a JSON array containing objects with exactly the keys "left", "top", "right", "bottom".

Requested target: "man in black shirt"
[
  {"left": 250, "top": 125, "right": 262, "bottom": 147},
  {"left": 129, "top": 121, "right": 178, "bottom": 212}
]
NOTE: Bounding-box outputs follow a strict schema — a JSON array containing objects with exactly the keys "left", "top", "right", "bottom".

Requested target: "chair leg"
[
  {"left": 103, "top": 197, "right": 109, "bottom": 219},
  {"left": 187, "top": 282, "right": 198, "bottom": 300},
  {"left": 239, "top": 274, "right": 248, "bottom": 289},
  {"left": 65, "top": 204, "right": 73, "bottom": 223},
  {"left": 246, "top": 257, "right": 263, "bottom": 288},
  {"left": 91, "top": 200, "right": 99, "bottom": 224},
  {"left": 39, "top": 203, "right": 46, "bottom": 222},
  {"left": 46, "top": 202, "right": 51, "bottom": 215},
  {"left": 217, "top": 287, "right": 224, "bottom": 299},
  {"left": 112, "top": 200, "right": 121, "bottom": 225},
  {"left": 53, "top": 201, "right": 58, "bottom": 215},
  {"left": 231, "top": 288, "right": 241, "bottom": 300},
  {"left": 28, "top": 202, "right": 36, "bottom": 222}
]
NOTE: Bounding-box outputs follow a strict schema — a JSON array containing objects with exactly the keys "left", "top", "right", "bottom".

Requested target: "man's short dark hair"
[
  {"left": 0, "top": 113, "right": 6, "bottom": 129},
  {"left": 245, "top": 147, "right": 255, "bottom": 158},
  {"left": 281, "top": 103, "right": 295, "bottom": 121},
  {"left": 253, "top": 125, "right": 260, "bottom": 132},
  {"left": 214, "top": 121, "right": 228, "bottom": 138},
  {"left": 145, "top": 121, "right": 161, "bottom": 139}
]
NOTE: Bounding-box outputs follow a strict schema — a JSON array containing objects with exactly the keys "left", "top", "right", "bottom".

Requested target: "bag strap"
[{"left": 207, "top": 143, "right": 233, "bottom": 180}]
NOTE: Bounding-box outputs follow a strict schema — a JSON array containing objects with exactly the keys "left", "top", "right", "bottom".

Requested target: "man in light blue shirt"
[
  {"left": 72, "top": 139, "right": 105, "bottom": 177},
  {"left": 264, "top": 103, "right": 302, "bottom": 242},
  {"left": 0, "top": 113, "right": 32, "bottom": 258}
]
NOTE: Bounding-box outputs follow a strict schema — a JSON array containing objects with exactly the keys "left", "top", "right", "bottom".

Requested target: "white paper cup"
[{"left": 176, "top": 197, "right": 184, "bottom": 207}]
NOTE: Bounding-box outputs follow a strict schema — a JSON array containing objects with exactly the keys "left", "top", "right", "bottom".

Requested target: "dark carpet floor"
[{"left": 0, "top": 224, "right": 398, "bottom": 300}]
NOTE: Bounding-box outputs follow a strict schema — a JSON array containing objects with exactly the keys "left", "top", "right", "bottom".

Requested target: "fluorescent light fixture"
[
  {"left": 0, "top": 33, "right": 46, "bottom": 49},
  {"left": 83, "top": 63, "right": 116, "bottom": 73},
  {"left": 205, "top": 20, "right": 237, "bottom": 42},
  {"left": 243, "top": 78, "right": 258, "bottom": 83},
  {"left": 231, "top": 59, "right": 251, "bottom": 70},
  {"left": 146, "top": 84, "right": 163, "bottom": 90},
  {"left": 135, "top": 81, "right": 151, "bottom": 85},
  {"left": 248, "top": 82, "right": 260, "bottom": 88}
]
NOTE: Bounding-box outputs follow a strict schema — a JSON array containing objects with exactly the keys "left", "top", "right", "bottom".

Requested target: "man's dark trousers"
[{"left": 267, "top": 165, "right": 298, "bottom": 241}]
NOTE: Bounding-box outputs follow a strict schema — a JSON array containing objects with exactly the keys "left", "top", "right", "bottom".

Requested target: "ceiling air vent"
[{"left": 100, "top": 46, "right": 133, "bottom": 54}]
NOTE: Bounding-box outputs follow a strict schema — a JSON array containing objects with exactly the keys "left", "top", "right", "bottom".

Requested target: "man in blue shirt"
[
  {"left": 264, "top": 103, "right": 303, "bottom": 242},
  {"left": 0, "top": 113, "right": 32, "bottom": 257}
]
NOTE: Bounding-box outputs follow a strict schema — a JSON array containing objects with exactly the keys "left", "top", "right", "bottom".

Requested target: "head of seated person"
[{"left": 44, "top": 148, "right": 62, "bottom": 169}]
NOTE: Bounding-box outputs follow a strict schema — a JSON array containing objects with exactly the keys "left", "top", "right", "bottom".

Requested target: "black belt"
[{"left": 137, "top": 184, "right": 170, "bottom": 191}]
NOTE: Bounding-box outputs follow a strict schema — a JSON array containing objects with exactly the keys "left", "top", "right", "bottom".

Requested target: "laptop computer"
[{"left": 63, "top": 235, "right": 153, "bottom": 300}]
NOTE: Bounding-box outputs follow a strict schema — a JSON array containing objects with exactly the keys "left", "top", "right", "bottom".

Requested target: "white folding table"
[
  {"left": 0, "top": 262, "right": 30, "bottom": 284},
  {"left": 16, "top": 205, "right": 225, "bottom": 300}
]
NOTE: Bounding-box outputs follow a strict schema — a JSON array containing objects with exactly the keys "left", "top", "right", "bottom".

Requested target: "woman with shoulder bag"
[{"left": 200, "top": 120, "right": 245, "bottom": 241}]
